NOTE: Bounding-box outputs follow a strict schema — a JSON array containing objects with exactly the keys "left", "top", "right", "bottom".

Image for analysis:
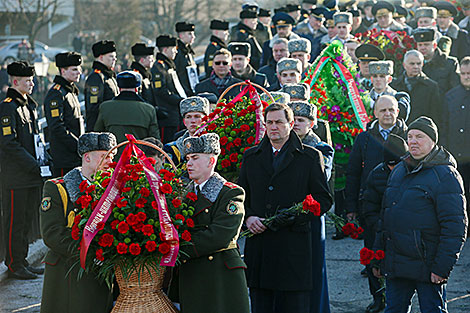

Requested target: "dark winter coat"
[
  {"left": 0, "top": 88, "right": 42, "bottom": 189},
  {"left": 376, "top": 147, "right": 467, "bottom": 282},
  {"left": 203, "top": 35, "right": 227, "bottom": 79},
  {"left": 130, "top": 61, "right": 156, "bottom": 107},
  {"left": 438, "top": 22, "right": 470, "bottom": 61},
  {"left": 422, "top": 48, "right": 460, "bottom": 95},
  {"left": 174, "top": 39, "right": 197, "bottom": 96},
  {"left": 231, "top": 64, "right": 269, "bottom": 88},
  {"left": 43, "top": 75, "right": 84, "bottom": 169},
  {"left": 238, "top": 132, "right": 333, "bottom": 291},
  {"left": 230, "top": 22, "right": 263, "bottom": 70},
  {"left": 84, "top": 61, "right": 118, "bottom": 131},
  {"left": 345, "top": 119, "right": 407, "bottom": 214},
  {"left": 194, "top": 75, "right": 243, "bottom": 100},
  {"left": 258, "top": 61, "right": 278, "bottom": 87}
]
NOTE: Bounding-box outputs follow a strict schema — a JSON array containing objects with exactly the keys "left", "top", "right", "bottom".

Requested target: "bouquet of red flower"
[
  {"left": 359, "top": 247, "right": 385, "bottom": 265},
  {"left": 71, "top": 144, "right": 197, "bottom": 287},
  {"left": 355, "top": 29, "right": 416, "bottom": 74},
  {"left": 342, "top": 222, "right": 364, "bottom": 239}
]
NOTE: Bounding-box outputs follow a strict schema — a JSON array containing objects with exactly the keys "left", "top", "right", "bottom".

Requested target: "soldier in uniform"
[
  {"left": 300, "top": 0, "right": 317, "bottom": 22},
  {"left": 228, "top": 42, "right": 268, "bottom": 88},
  {"left": 415, "top": 28, "right": 460, "bottom": 95},
  {"left": 286, "top": 3, "right": 302, "bottom": 22},
  {"left": 295, "top": 8, "right": 329, "bottom": 61},
  {"left": 231, "top": 9, "right": 263, "bottom": 70},
  {"left": 44, "top": 52, "right": 84, "bottom": 178},
  {"left": 0, "top": 61, "right": 43, "bottom": 279},
  {"left": 256, "top": 8, "right": 273, "bottom": 47},
  {"left": 40, "top": 132, "right": 116, "bottom": 313},
  {"left": 355, "top": 43, "right": 386, "bottom": 91},
  {"left": 270, "top": 57, "right": 303, "bottom": 91},
  {"left": 369, "top": 1, "right": 406, "bottom": 32},
  {"left": 130, "top": 43, "right": 156, "bottom": 107},
  {"left": 361, "top": 0, "right": 377, "bottom": 29},
  {"left": 85, "top": 40, "right": 119, "bottom": 131},
  {"left": 204, "top": 19, "right": 229, "bottom": 78},
  {"left": 94, "top": 71, "right": 160, "bottom": 146},
  {"left": 288, "top": 38, "right": 312, "bottom": 79},
  {"left": 151, "top": 35, "right": 187, "bottom": 143},
  {"left": 259, "top": 38, "right": 289, "bottom": 87},
  {"left": 350, "top": 8, "right": 368, "bottom": 35},
  {"left": 163, "top": 96, "right": 210, "bottom": 166},
  {"left": 175, "top": 22, "right": 198, "bottom": 96},
  {"left": 170, "top": 133, "right": 250, "bottom": 313},
  {"left": 332, "top": 12, "right": 355, "bottom": 44},
  {"left": 320, "top": 11, "right": 339, "bottom": 46},
  {"left": 432, "top": 1, "right": 470, "bottom": 60}
]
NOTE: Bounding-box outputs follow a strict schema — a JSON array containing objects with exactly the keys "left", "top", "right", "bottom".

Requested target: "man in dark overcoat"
[
  {"left": 40, "top": 132, "right": 116, "bottom": 313},
  {"left": 238, "top": 103, "right": 333, "bottom": 313}
]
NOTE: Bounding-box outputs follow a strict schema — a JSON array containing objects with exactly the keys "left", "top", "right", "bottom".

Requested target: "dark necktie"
[{"left": 196, "top": 185, "right": 201, "bottom": 195}]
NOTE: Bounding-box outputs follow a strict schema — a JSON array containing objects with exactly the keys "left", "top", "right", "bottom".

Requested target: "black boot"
[
  {"left": 365, "top": 296, "right": 385, "bottom": 313},
  {"left": 7, "top": 267, "right": 37, "bottom": 280}
]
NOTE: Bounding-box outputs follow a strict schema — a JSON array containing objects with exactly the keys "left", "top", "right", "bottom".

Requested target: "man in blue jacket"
[{"left": 375, "top": 116, "right": 467, "bottom": 313}]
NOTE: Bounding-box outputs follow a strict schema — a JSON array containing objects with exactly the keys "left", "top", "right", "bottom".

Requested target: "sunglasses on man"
[{"left": 214, "top": 61, "right": 229, "bottom": 65}]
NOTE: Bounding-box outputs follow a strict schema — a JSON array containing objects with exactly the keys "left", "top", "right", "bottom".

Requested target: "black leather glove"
[{"left": 267, "top": 209, "right": 296, "bottom": 232}]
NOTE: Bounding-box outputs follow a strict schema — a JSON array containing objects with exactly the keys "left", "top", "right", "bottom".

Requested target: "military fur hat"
[
  {"left": 180, "top": 96, "right": 210, "bottom": 117},
  {"left": 117, "top": 71, "right": 142, "bottom": 88},
  {"left": 289, "top": 101, "right": 317, "bottom": 120},
  {"left": 210, "top": 19, "right": 229, "bottom": 30},
  {"left": 175, "top": 22, "right": 195, "bottom": 32},
  {"left": 183, "top": 133, "right": 221, "bottom": 156},
  {"left": 259, "top": 8, "right": 271, "bottom": 17},
  {"left": 228, "top": 42, "right": 251, "bottom": 57},
  {"left": 413, "top": 28, "right": 436, "bottom": 42},
  {"left": 276, "top": 57, "right": 302, "bottom": 74},
  {"left": 7, "top": 61, "right": 35, "bottom": 77},
  {"left": 261, "top": 92, "right": 291, "bottom": 105},
  {"left": 55, "top": 52, "right": 82, "bottom": 68},
  {"left": 240, "top": 9, "right": 258, "bottom": 19},
  {"left": 131, "top": 43, "right": 154, "bottom": 56},
  {"left": 92, "top": 40, "right": 116, "bottom": 58},
  {"left": 369, "top": 60, "right": 394, "bottom": 75},
  {"left": 281, "top": 83, "right": 310, "bottom": 101},
  {"left": 333, "top": 12, "right": 353, "bottom": 25},
  {"left": 78, "top": 132, "right": 117, "bottom": 157},
  {"left": 156, "top": 35, "right": 177, "bottom": 48},
  {"left": 288, "top": 38, "right": 312, "bottom": 54},
  {"left": 415, "top": 7, "right": 437, "bottom": 19}
]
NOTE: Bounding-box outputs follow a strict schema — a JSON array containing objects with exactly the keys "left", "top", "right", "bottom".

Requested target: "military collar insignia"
[
  {"left": 199, "top": 173, "right": 226, "bottom": 203},
  {"left": 63, "top": 167, "right": 86, "bottom": 203}
]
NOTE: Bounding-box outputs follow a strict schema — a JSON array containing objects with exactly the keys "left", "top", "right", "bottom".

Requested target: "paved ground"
[{"left": 0, "top": 226, "right": 469, "bottom": 312}]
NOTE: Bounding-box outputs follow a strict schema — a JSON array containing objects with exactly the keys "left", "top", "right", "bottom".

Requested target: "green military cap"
[
  {"left": 438, "top": 36, "right": 452, "bottom": 55},
  {"left": 228, "top": 42, "right": 251, "bottom": 57},
  {"left": 289, "top": 101, "right": 317, "bottom": 120},
  {"left": 415, "top": 7, "right": 437, "bottom": 19},
  {"left": 355, "top": 43, "right": 385, "bottom": 61},
  {"left": 78, "top": 132, "right": 117, "bottom": 157},
  {"left": 333, "top": 12, "right": 353, "bottom": 25},
  {"left": 180, "top": 96, "right": 210, "bottom": 117},
  {"left": 372, "top": 1, "right": 395, "bottom": 17},
  {"left": 394, "top": 5, "right": 408, "bottom": 18},
  {"left": 413, "top": 28, "right": 436, "bottom": 42},
  {"left": 276, "top": 57, "right": 302, "bottom": 74},
  {"left": 432, "top": 1, "right": 458, "bottom": 17},
  {"left": 281, "top": 83, "right": 311, "bottom": 101},
  {"left": 369, "top": 60, "right": 394, "bottom": 75},
  {"left": 288, "top": 38, "right": 311, "bottom": 54},
  {"left": 261, "top": 92, "right": 291, "bottom": 105},
  {"left": 183, "top": 133, "right": 221, "bottom": 156}
]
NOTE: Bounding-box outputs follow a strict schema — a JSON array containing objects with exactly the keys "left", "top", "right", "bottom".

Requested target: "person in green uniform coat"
[
  {"left": 170, "top": 133, "right": 250, "bottom": 313},
  {"left": 40, "top": 132, "right": 117, "bottom": 313},
  {"left": 94, "top": 70, "right": 160, "bottom": 147}
]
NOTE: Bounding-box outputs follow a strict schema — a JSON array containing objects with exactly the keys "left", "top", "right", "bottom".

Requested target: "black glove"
[{"left": 267, "top": 209, "right": 296, "bottom": 232}]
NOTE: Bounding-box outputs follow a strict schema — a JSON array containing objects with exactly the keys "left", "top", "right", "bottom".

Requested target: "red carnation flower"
[
  {"left": 129, "top": 243, "right": 141, "bottom": 256},
  {"left": 122, "top": 187, "right": 132, "bottom": 193},
  {"left": 109, "top": 162, "right": 117, "bottom": 169},
  {"left": 350, "top": 232, "right": 359, "bottom": 239},
  {"left": 159, "top": 242, "right": 170, "bottom": 254},
  {"left": 224, "top": 109, "right": 233, "bottom": 116},
  {"left": 145, "top": 241, "right": 157, "bottom": 252},
  {"left": 342, "top": 223, "right": 356, "bottom": 236},
  {"left": 71, "top": 226, "right": 80, "bottom": 240},
  {"left": 220, "top": 136, "right": 228, "bottom": 146},
  {"left": 230, "top": 153, "right": 239, "bottom": 163},
  {"left": 101, "top": 178, "right": 111, "bottom": 188},
  {"left": 182, "top": 230, "right": 191, "bottom": 241},
  {"left": 238, "top": 109, "right": 248, "bottom": 117},
  {"left": 98, "top": 233, "right": 114, "bottom": 247},
  {"left": 224, "top": 118, "right": 233, "bottom": 127},
  {"left": 101, "top": 171, "right": 111, "bottom": 177},
  {"left": 79, "top": 180, "right": 88, "bottom": 193},
  {"left": 117, "top": 221, "right": 129, "bottom": 234},
  {"left": 151, "top": 201, "right": 159, "bottom": 210},
  {"left": 147, "top": 157, "right": 157, "bottom": 165},
  {"left": 142, "top": 224, "right": 154, "bottom": 236},
  {"left": 302, "top": 194, "right": 321, "bottom": 216},
  {"left": 360, "top": 247, "right": 375, "bottom": 265},
  {"left": 247, "top": 136, "right": 255, "bottom": 144},
  {"left": 207, "top": 123, "right": 217, "bottom": 131},
  {"left": 186, "top": 218, "right": 195, "bottom": 228},
  {"left": 208, "top": 112, "right": 216, "bottom": 119},
  {"left": 161, "top": 183, "right": 173, "bottom": 194},
  {"left": 163, "top": 171, "right": 175, "bottom": 181},
  {"left": 95, "top": 248, "right": 104, "bottom": 261},
  {"left": 116, "top": 197, "right": 128, "bottom": 208},
  {"left": 375, "top": 250, "right": 385, "bottom": 260},
  {"left": 357, "top": 227, "right": 364, "bottom": 234},
  {"left": 136, "top": 211, "right": 147, "bottom": 222},
  {"left": 86, "top": 184, "right": 96, "bottom": 193},
  {"left": 116, "top": 242, "right": 128, "bottom": 254},
  {"left": 110, "top": 220, "right": 119, "bottom": 230},
  {"left": 175, "top": 214, "right": 185, "bottom": 222},
  {"left": 247, "top": 105, "right": 256, "bottom": 112},
  {"left": 74, "top": 214, "right": 82, "bottom": 224},
  {"left": 126, "top": 213, "right": 138, "bottom": 226},
  {"left": 172, "top": 198, "right": 182, "bottom": 208},
  {"left": 96, "top": 222, "right": 105, "bottom": 231},
  {"left": 233, "top": 138, "right": 242, "bottom": 147},
  {"left": 221, "top": 159, "right": 231, "bottom": 168},
  {"left": 135, "top": 197, "right": 147, "bottom": 208},
  {"left": 186, "top": 192, "right": 197, "bottom": 202},
  {"left": 240, "top": 124, "right": 250, "bottom": 132},
  {"left": 132, "top": 222, "right": 144, "bottom": 233},
  {"left": 140, "top": 187, "right": 150, "bottom": 197}
]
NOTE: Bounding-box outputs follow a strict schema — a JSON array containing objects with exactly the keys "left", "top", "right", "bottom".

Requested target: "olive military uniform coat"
[
  {"left": 171, "top": 173, "right": 250, "bottom": 313},
  {"left": 40, "top": 169, "right": 112, "bottom": 313}
]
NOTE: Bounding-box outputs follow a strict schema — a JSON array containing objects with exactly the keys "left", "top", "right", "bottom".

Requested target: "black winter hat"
[
  {"left": 407, "top": 116, "right": 439, "bottom": 143},
  {"left": 55, "top": 52, "right": 82, "bottom": 68},
  {"left": 240, "top": 9, "right": 258, "bottom": 19},
  {"left": 384, "top": 133, "right": 408, "bottom": 165},
  {"left": 156, "top": 35, "right": 177, "bottom": 48},
  {"left": 92, "top": 40, "right": 116, "bottom": 58},
  {"left": 131, "top": 43, "right": 154, "bottom": 56},
  {"left": 7, "top": 61, "right": 35, "bottom": 77},
  {"left": 175, "top": 22, "right": 195, "bottom": 32},
  {"left": 210, "top": 19, "right": 229, "bottom": 30}
]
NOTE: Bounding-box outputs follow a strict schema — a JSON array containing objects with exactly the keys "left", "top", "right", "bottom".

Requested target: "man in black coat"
[
  {"left": 230, "top": 9, "right": 263, "bottom": 70},
  {"left": 238, "top": 103, "right": 333, "bottom": 313},
  {"left": 228, "top": 42, "right": 268, "bottom": 88},
  {"left": 258, "top": 38, "right": 289, "bottom": 87},
  {"left": 175, "top": 22, "right": 198, "bottom": 96},
  {"left": 391, "top": 50, "right": 442, "bottom": 127},
  {"left": 0, "top": 61, "right": 43, "bottom": 279},
  {"left": 204, "top": 20, "right": 229, "bottom": 78},
  {"left": 151, "top": 35, "right": 187, "bottom": 143},
  {"left": 195, "top": 49, "right": 242, "bottom": 101},
  {"left": 415, "top": 28, "right": 460, "bottom": 96},
  {"left": 44, "top": 52, "right": 84, "bottom": 177},
  {"left": 84, "top": 40, "right": 119, "bottom": 131},
  {"left": 130, "top": 43, "right": 156, "bottom": 107}
]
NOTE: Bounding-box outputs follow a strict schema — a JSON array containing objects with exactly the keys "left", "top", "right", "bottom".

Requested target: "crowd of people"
[{"left": 0, "top": 0, "right": 469, "bottom": 313}]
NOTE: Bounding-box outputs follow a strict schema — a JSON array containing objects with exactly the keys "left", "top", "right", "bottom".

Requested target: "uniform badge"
[
  {"left": 90, "top": 86, "right": 99, "bottom": 95},
  {"left": 41, "top": 197, "right": 52, "bottom": 211},
  {"left": 155, "top": 81, "right": 162, "bottom": 88},
  {"left": 296, "top": 105, "right": 302, "bottom": 111},
  {"left": 90, "top": 96, "right": 98, "bottom": 104},
  {"left": 191, "top": 101, "right": 197, "bottom": 106},
  {"left": 208, "top": 60, "right": 213, "bottom": 67},
  {"left": 50, "top": 100, "right": 58, "bottom": 108},
  {"left": 227, "top": 200, "right": 239, "bottom": 215},
  {"left": 291, "top": 90, "right": 297, "bottom": 95},
  {"left": 185, "top": 142, "right": 192, "bottom": 149},
  {"left": 2, "top": 126, "right": 11, "bottom": 136},
  {"left": 51, "top": 109, "right": 59, "bottom": 117},
  {"left": 1, "top": 116, "right": 10, "bottom": 126}
]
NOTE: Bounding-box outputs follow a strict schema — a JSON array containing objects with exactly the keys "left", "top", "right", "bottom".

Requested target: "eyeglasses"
[{"left": 214, "top": 61, "right": 229, "bottom": 65}]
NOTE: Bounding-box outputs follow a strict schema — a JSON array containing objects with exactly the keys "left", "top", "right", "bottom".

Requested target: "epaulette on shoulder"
[
  {"left": 49, "top": 178, "right": 64, "bottom": 184},
  {"left": 94, "top": 69, "right": 101, "bottom": 74},
  {"left": 240, "top": 29, "right": 246, "bottom": 34},
  {"left": 132, "top": 69, "right": 139, "bottom": 73},
  {"left": 3, "top": 97, "right": 12, "bottom": 103},
  {"left": 158, "top": 60, "right": 164, "bottom": 65},
  {"left": 53, "top": 84, "right": 61, "bottom": 90},
  {"left": 224, "top": 181, "right": 239, "bottom": 189},
  {"left": 211, "top": 41, "right": 217, "bottom": 46}
]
